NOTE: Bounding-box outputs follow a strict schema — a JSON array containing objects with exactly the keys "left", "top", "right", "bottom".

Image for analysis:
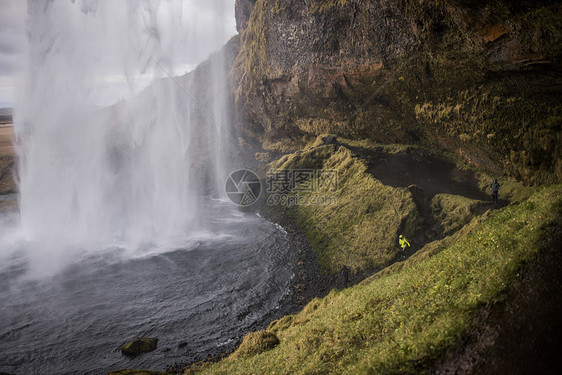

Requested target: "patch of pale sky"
[{"left": 0, "top": 0, "right": 237, "bottom": 108}]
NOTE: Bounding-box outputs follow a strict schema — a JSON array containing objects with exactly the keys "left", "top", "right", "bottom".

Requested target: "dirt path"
[
  {"left": 344, "top": 144, "right": 507, "bottom": 259},
  {"left": 361, "top": 148, "right": 489, "bottom": 200}
]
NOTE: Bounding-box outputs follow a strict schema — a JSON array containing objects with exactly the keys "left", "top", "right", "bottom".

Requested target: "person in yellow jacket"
[{"left": 399, "top": 234, "right": 410, "bottom": 251}]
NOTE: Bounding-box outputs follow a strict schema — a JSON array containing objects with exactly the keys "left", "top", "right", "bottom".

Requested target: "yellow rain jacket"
[{"left": 399, "top": 236, "right": 410, "bottom": 248}]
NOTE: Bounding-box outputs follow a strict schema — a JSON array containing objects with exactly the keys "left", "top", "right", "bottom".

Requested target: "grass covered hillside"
[
  {"left": 184, "top": 182, "right": 561, "bottom": 375},
  {"left": 111, "top": 140, "right": 560, "bottom": 375},
  {"left": 258, "top": 137, "right": 530, "bottom": 276},
  {"left": 261, "top": 141, "right": 420, "bottom": 273}
]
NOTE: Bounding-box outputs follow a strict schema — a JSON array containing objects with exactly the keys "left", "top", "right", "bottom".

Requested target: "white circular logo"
[{"left": 225, "top": 169, "right": 262, "bottom": 206}]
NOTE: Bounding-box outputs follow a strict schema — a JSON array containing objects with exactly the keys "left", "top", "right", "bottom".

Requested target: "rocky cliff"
[{"left": 230, "top": 0, "right": 562, "bottom": 184}]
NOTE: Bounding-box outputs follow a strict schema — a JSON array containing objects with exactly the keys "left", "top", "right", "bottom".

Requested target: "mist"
[{"left": 5, "top": 0, "right": 238, "bottom": 278}]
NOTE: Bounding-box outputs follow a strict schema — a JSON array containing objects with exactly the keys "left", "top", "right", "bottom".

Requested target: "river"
[{"left": 0, "top": 199, "right": 296, "bottom": 374}]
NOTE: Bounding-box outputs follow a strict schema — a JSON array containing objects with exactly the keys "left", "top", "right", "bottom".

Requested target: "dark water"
[{"left": 0, "top": 205, "right": 296, "bottom": 374}]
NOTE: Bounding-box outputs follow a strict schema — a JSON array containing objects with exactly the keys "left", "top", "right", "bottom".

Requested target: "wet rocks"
[{"left": 121, "top": 337, "right": 158, "bottom": 357}]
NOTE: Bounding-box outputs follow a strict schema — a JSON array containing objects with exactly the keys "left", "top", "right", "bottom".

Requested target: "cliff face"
[{"left": 231, "top": 0, "right": 562, "bottom": 184}]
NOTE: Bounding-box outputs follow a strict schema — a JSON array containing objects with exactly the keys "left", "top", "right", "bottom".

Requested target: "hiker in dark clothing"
[
  {"left": 490, "top": 179, "right": 500, "bottom": 204},
  {"left": 341, "top": 265, "right": 349, "bottom": 288}
]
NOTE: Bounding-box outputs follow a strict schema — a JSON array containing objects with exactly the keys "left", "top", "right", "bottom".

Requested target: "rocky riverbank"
[{"left": 161, "top": 209, "right": 339, "bottom": 374}]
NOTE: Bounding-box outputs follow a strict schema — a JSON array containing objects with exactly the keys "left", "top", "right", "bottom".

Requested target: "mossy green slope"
[
  {"left": 189, "top": 186, "right": 561, "bottom": 374},
  {"left": 259, "top": 139, "right": 512, "bottom": 274},
  {"left": 431, "top": 193, "right": 484, "bottom": 236},
  {"left": 262, "top": 143, "right": 421, "bottom": 274}
]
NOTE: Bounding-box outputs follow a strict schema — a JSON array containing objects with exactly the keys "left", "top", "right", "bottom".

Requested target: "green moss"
[
  {"left": 338, "top": 138, "right": 420, "bottom": 154},
  {"left": 263, "top": 143, "right": 421, "bottom": 273},
  {"left": 513, "top": 4, "right": 562, "bottom": 61},
  {"left": 431, "top": 194, "right": 484, "bottom": 236},
  {"left": 230, "top": 331, "right": 280, "bottom": 359},
  {"left": 310, "top": 0, "right": 349, "bottom": 13},
  {"left": 474, "top": 172, "right": 534, "bottom": 204},
  {"left": 121, "top": 337, "right": 158, "bottom": 357},
  {"left": 302, "top": 1, "right": 562, "bottom": 183},
  {"left": 271, "top": 0, "right": 287, "bottom": 14},
  {"left": 233, "top": 0, "right": 269, "bottom": 102},
  {"left": 294, "top": 118, "right": 335, "bottom": 135},
  {"left": 261, "top": 136, "right": 311, "bottom": 153},
  {"left": 364, "top": 46, "right": 562, "bottom": 184},
  {"left": 192, "top": 186, "right": 562, "bottom": 375},
  {"left": 267, "top": 315, "right": 295, "bottom": 334},
  {"left": 233, "top": 0, "right": 561, "bottom": 183},
  {"left": 410, "top": 77, "right": 562, "bottom": 185}
]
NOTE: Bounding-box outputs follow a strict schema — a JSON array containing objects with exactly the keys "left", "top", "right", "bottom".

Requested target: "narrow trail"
[{"left": 344, "top": 144, "right": 508, "bottom": 260}]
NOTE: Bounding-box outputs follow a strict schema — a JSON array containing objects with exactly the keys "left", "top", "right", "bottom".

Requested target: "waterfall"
[{"left": 13, "top": 0, "right": 237, "bottom": 255}]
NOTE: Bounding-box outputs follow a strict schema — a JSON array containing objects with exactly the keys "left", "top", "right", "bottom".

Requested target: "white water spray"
[{"left": 12, "top": 0, "right": 237, "bottom": 263}]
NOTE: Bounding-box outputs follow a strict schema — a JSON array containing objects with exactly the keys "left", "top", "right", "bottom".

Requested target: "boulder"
[{"left": 121, "top": 337, "right": 158, "bottom": 357}]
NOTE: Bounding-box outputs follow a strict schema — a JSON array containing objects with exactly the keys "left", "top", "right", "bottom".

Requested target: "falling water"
[
  {"left": 14, "top": 0, "right": 237, "bottom": 259},
  {"left": 0, "top": 3, "right": 301, "bottom": 373}
]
